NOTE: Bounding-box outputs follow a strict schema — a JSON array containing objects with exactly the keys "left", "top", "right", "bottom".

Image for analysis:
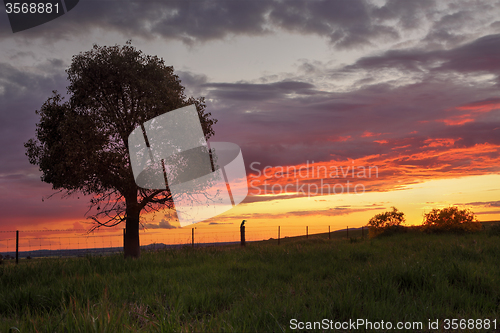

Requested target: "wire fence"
[{"left": 0, "top": 224, "right": 367, "bottom": 262}]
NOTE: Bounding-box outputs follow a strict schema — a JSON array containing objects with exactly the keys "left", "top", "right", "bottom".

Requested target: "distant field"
[{"left": 1, "top": 227, "right": 500, "bottom": 332}]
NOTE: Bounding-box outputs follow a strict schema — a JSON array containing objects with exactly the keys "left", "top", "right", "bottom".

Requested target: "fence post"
[
  {"left": 329, "top": 226, "right": 331, "bottom": 240},
  {"left": 123, "top": 228, "right": 126, "bottom": 251},
  {"left": 240, "top": 220, "right": 246, "bottom": 246},
  {"left": 16, "top": 230, "right": 19, "bottom": 264},
  {"left": 347, "top": 226, "right": 349, "bottom": 238},
  {"left": 278, "top": 226, "right": 280, "bottom": 245},
  {"left": 192, "top": 228, "right": 194, "bottom": 247},
  {"left": 362, "top": 226, "right": 364, "bottom": 238},
  {"left": 306, "top": 226, "right": 308, "bottom": 239}
]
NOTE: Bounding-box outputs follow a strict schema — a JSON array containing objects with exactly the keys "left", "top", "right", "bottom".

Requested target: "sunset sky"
[{"left": 1, "top": 0, "right": 500, "bottom": 248}]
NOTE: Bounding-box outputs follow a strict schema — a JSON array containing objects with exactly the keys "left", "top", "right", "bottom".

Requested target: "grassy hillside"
[{"left": 1, "top": 230, "right": 500, "bottom": 332}]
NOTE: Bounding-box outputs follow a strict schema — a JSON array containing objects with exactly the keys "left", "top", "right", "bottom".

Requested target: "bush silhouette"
[
  {"left": 368, "top": 207, "right": 406, "bottom": 237},
  {"left": 422, "top": 207, "right": 481, "bottom": 233}
]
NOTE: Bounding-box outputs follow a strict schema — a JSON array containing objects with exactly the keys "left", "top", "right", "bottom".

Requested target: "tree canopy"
[
  {"left": 368, "top": 207, "right": 405, "bottom": 237},
  {"left": 25, "top": 41, "right": 217, "bottom": 258},
  {"left": 368, "top": 206, "right": 405, "bottom": 229},
  {"left": 422, "top": 206, "right": 481, "bottom": 233}
]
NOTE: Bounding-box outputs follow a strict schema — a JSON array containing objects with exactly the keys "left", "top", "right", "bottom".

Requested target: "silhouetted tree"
[
  {"left": 422, "top": 206, "right": 481, "bottom": 233},
  {"left": 25, "top": 42, "right": 217, "bottom": 258},
  {"left": 368, "top": 207, "right": 405, "bottom": 237}
]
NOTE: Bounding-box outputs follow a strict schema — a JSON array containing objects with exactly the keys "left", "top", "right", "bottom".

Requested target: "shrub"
[
  {"left": 422, "top": 206, "right": 481, "bottom": 233},
  {"left": 368, "top": 207, "right": 406, "bottom": 237}
]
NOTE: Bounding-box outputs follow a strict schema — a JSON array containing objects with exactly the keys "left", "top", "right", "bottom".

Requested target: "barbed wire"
[
  {"left": 0, "top": 225, "right": 369, "bottom": 259},
  {"left": 0, "top": 229, "right": 89, "bottom": 233},
  {"left": 0, "top": 225, "right": 360, "bottom": 233}
]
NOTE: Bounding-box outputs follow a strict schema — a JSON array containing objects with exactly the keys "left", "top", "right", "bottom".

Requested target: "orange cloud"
[
  {"left": 423, "top": 138, "right": 455, "bottom": 147},
  {"left": 246, "top": 142, "right": 500, "bottom": 203},
  {"left": 457, "top": 100, "right": 500, "bottom": 113},
  {"left": 438, "top": 99, "right": 500, "bottom": 126},
  {"left": 362, "top": 131, "right": 382, "bottom": 138},
  {"left": 327, "top": 135, "right": 351, "bottom": 142}
]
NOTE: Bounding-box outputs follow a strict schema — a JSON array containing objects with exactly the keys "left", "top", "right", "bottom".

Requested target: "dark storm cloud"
[
  {"left": 204, "top": 80, "right": 318, "bottom": 101},
  {"left": 437, "top": 34, "right": 500, "bottom": 74},
  {"left": 204, "top": 61, "right": 500, "bottom": 173},
  {"left": 372, "top": 0, "right": 436, "bottom": 30},
  {"left": 458, "top": 97, "right": 500, "bottom": 108},
  {"left": 347, "top": 33, "right": 500, "bottom": 76},
  {"left": 0, "top": 61, "right": 71, "bottom": 229},
  {"left": 422, "top": 11, "right": 472, "bottom": 47},
  {"left": 422, "top": 1, "right": 500, "bottom": 48},
  {"left": 443, "top": 122, "right": 500, "bottom": 148},
  {"left": 0, "top": 61, "right": 67, "bottom": 174},
  {"left": 267, "top": 0, "right": 401, "bottom": 48},
  {"left": 178, "top": 71, "right": 208, "bottom": 85},
  {"left": 176, "top": 71, "right": 210, "bottom": 98},
  {"left": 0, "top": 0, "right": 440, "bottom": 49}
]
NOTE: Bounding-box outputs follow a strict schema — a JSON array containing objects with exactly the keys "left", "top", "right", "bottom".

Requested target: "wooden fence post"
[
  {"left": 16, "top": 230, "right": 19, "bottom": 264},
  {"left": 278, "top": 226, "right": 280, "bottom": 245},
  {"left": 362, "top": 226, "right": 364, "bottom": 238},
  {"left": 192, "top": 228, "right": 194, "bottom": 247},
  {"left": 347, "top": 226, "right": 349, "bottom": 238},
  {"left": 329, "top": 226, "right": 331, "bottom": 240},
  {"left": 240, "top": 220, "right": 246, "bottom": 246},
  {"left": 306, "top": 226, "right": 308, "bottom": 239}
]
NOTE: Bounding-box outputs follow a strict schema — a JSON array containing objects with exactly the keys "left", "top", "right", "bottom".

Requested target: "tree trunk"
[{"left": 124, "top": 202, "right": 141, "bottom": 258}]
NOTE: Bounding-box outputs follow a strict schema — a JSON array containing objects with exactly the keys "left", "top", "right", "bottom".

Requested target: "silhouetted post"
[
  {"left": 306, "top": 226, "right": 308, "bottom": 239},
  {"left": 16, "top": 230, "right": 19, "bottom": 264},
  {"left": 347, "top": 226, "right": 349, "bottom": 238},
  {"left": 123, "top": 228, "right": 126, "bottom": 250},
  {"left": 362, "top": 226, "right": 364, "bottom": 238},
  {"left": 240, "top": 220, "right": 246, "bottom": 246},
  {"left": 192, "top": 228, "right": 194, "bottom": 247},
  {"left": 329, "top": 226, "right": 331, "bottom": 240},
  {"left": 278, "top": 226, "right": 280, "bottom": 245}
]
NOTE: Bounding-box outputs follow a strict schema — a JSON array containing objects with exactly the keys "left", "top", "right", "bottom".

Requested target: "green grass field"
[{"left": 1, "top": 228, "right": 500, "bottom": 332}]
